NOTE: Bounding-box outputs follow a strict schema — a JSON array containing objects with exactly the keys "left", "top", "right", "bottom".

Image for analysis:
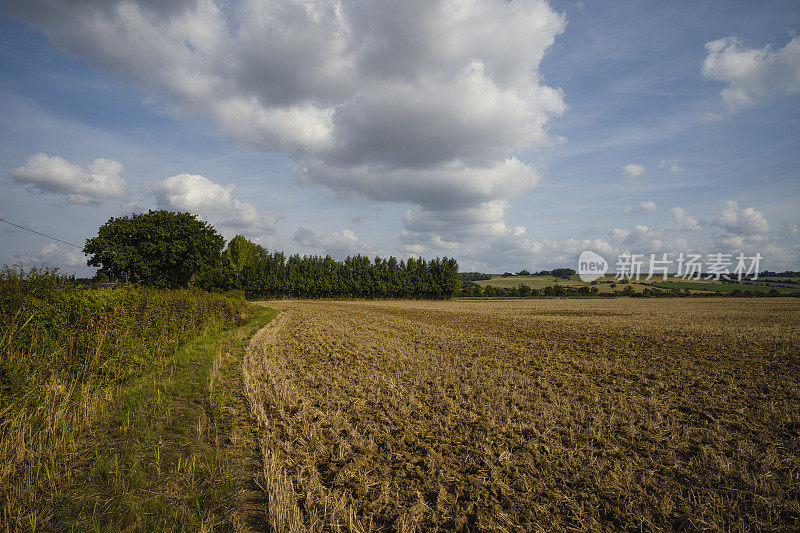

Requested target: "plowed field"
[{"left": 243, "top": 298, "right": 800, "bottom": 531}]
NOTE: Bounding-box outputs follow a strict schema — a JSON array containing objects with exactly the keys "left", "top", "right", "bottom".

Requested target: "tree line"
[
  {"left": 458, "top": 272, "right": 492, "bottom": 281},
  {"left": 84, "top": 211, "right": 460, "bottom": 299},
  {"left": 210, "top": 236, "right": 460, "bottom": 299},
  {"left": 459, "top": 281, "right": 796, "bottom": 299},
  {"left": 463, "top": 268, "right": 577, "bottom": 281},
  {"left": 460, "top": 282, "right": 601, "bottom": 298}
]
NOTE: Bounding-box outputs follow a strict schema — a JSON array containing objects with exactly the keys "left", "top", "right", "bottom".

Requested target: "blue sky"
[{"left": 1, "top": 0, "right": 798, "bottom": 275}]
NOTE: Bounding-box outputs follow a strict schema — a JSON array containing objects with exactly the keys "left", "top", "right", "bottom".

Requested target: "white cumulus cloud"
[
  {"left": 702, "top": 36, "right": 800, "bottom": 108},
  {"left": 621, "top": 163, "right": 646, "bottom": 181},
  {"left": 670, "top": 207, "right": 702, "bottom": 231},
  {"left": 11, "top": 243, "right": 90, "bottom": 272},
  {"left": 151, "top": 173, "right": 281, "bottom": 239},
  {"left": 624, "top": 201, "right": 657, "bottom": 214},
  {"left": 659, "top": 159, "right": 682, "bottom": 176},
  {"left": 293, "top": 227, "right": 381, "bottom": 258},
  {"left": 613, "top": 224, "right": 663, "bottom": 251},
  {"left": 9, "top": 153, "right": 128, "bottom": 204},
  {"left": 713, "top": 200, "right": 769, "bottom": 235}
]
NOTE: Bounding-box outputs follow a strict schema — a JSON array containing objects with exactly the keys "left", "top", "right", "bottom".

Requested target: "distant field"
[
  {"left": 473, "top": 274, "right": 586, "bottom": 289},
  {"left": 652, "top": 281, "right": 800, "bottom": 294},
  {"left": 472, "top": 274, "right": 800, "bottom": 295},
  {"left": 248, "top": 298, "right": 800, "bottom": 530},
  {"left": 474, "top": 274, "right": 664, "bottom": 293}
]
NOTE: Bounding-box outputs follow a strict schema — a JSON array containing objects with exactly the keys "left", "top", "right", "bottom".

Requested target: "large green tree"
[{"left": 84, "top": 210, "right": 225, "bottom": 288}]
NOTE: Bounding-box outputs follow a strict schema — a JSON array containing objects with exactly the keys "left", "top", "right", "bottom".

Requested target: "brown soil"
[{"left": 244, "top": 298, "right": 800, "bottom": 531}]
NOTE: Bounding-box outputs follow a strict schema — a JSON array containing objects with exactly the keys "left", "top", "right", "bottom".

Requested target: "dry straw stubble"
[{"left": 244, "top": 298, "right": 800, "bottom": 531}]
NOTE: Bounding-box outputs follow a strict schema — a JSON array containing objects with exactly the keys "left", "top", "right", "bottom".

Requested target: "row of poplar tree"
[{"left": 212, "top": 236, "right": 461, "bottom": 299}]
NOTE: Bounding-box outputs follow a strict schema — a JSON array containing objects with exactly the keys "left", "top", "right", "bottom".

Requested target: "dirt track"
[{"left": 243, "top": 299, "right": 800, "bottom": 531}]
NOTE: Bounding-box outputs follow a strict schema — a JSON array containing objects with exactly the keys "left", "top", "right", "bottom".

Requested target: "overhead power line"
[{"left": 0, "top": 217, "right": 83, "bottom": 249}]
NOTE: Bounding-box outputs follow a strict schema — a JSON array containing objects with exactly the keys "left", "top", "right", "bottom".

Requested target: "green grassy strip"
[
  {"left": 1, "top": 268, "right": 256, "bottom": 530},
  {"left": 24, "top": 305, "right": 277, "bottom": 532},
  {"left": 651, "top": 281, "right": 800, "bottom": 294}
]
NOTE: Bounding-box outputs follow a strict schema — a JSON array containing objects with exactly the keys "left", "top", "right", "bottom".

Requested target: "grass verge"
[{"left": 3, "top": 297, "right": 277, "bottom": 532}]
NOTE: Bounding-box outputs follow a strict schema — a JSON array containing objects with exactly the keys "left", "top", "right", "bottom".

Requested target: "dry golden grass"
[{"left": 244, "top": 298, "right": 800, "bottom": 531}]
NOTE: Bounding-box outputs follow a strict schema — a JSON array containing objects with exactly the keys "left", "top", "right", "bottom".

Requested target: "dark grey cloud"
[
  {"left": 297, "top": 157, "right": 539, "bottom": 212},
  {"left": 3, "top": 0, "right": 568, "bottom": 249},
  {"left": 2, "top": 0, "right": 197, "bottom": 20}
]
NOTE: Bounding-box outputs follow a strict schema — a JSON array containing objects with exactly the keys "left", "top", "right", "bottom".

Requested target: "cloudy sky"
[{"left": 1, "top": 0, "right": 798, "bottom": 275}]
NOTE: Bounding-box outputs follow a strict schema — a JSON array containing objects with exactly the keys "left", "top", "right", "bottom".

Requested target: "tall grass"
[{"left": 0, "top": 266, "right": 250, "bottom": 529}]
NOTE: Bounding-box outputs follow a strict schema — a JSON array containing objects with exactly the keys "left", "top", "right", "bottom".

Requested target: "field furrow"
[{"left": 245, "top": 299, "right": 800, "bottom": 531}]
